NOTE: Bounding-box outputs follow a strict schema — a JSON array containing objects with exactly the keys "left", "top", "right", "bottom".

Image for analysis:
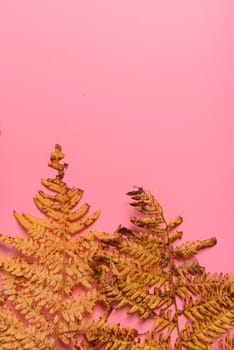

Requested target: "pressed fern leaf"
[
  {"left": 0, "top": 144, "right": 118, "bottom": 349},
  {"left": 93, "top": 187, "right": 234, "bottom": 349}
]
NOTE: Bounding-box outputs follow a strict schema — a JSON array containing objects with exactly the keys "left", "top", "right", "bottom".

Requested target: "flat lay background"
[{"left": 0, "top": 0, "right": 233, "bottom": 280}]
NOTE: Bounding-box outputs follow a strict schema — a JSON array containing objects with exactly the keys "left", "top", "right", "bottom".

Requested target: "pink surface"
[{"left": 0, "top": 0, "right": 233, "bottom": 277}]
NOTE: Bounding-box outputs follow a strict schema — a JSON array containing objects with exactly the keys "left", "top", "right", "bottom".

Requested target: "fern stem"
[
  {"left": 52, "top": 183, "right": 69, "bottom": 349},
  {"left": 162, "top": 213, "right": 182, "bottom": 350}
]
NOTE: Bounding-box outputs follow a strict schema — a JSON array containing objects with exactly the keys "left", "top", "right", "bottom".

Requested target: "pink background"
[{"left": 0, "top": 0, "right": 233, "bottom": 280}]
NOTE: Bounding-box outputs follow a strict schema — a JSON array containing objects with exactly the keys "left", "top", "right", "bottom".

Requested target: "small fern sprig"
[{"left": 94, "top": 187, "right": 234, "bottom": 350}]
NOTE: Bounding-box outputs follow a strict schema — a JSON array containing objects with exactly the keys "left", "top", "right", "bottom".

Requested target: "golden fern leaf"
[
  {"left": 0, "top": 144, "right": 109, "bottom": 349},
  {"left": 93, "top": 186, "right": 234, "bottom": 350}
]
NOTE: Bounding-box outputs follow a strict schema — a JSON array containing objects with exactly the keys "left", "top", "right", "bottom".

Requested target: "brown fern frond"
[
  {"left": 0, "top": 145, "right": 111, "bottom": 349},
  {"left": 94, "top": 186, "right": 234, "bottom": 349}
]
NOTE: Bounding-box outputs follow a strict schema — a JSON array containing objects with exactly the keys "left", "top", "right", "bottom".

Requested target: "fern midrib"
[
  {"left": 162, "top": 214, "right": 182, "bottom": 350},
  {"left": 52, "top": 185, "right": 70, "bottom": 350}
]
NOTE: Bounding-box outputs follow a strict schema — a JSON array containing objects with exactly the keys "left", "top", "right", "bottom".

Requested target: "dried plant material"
[
  {"left": 94, "top": 187, "right": 234, "bottom": 349},
  {"left": 0, "top": 145, "right": 119, "bottom": 349},
  {"left": 0, "top": 146, "right": 233, "bottom": 350}
]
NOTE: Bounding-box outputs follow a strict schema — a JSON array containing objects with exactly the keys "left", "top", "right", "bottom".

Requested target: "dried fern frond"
[
  {"left": 0, "top": 145, "right": 111, "bottom": 349},
  {"left": 94, "top": 187, "right": 234, "bottom": 349}
]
